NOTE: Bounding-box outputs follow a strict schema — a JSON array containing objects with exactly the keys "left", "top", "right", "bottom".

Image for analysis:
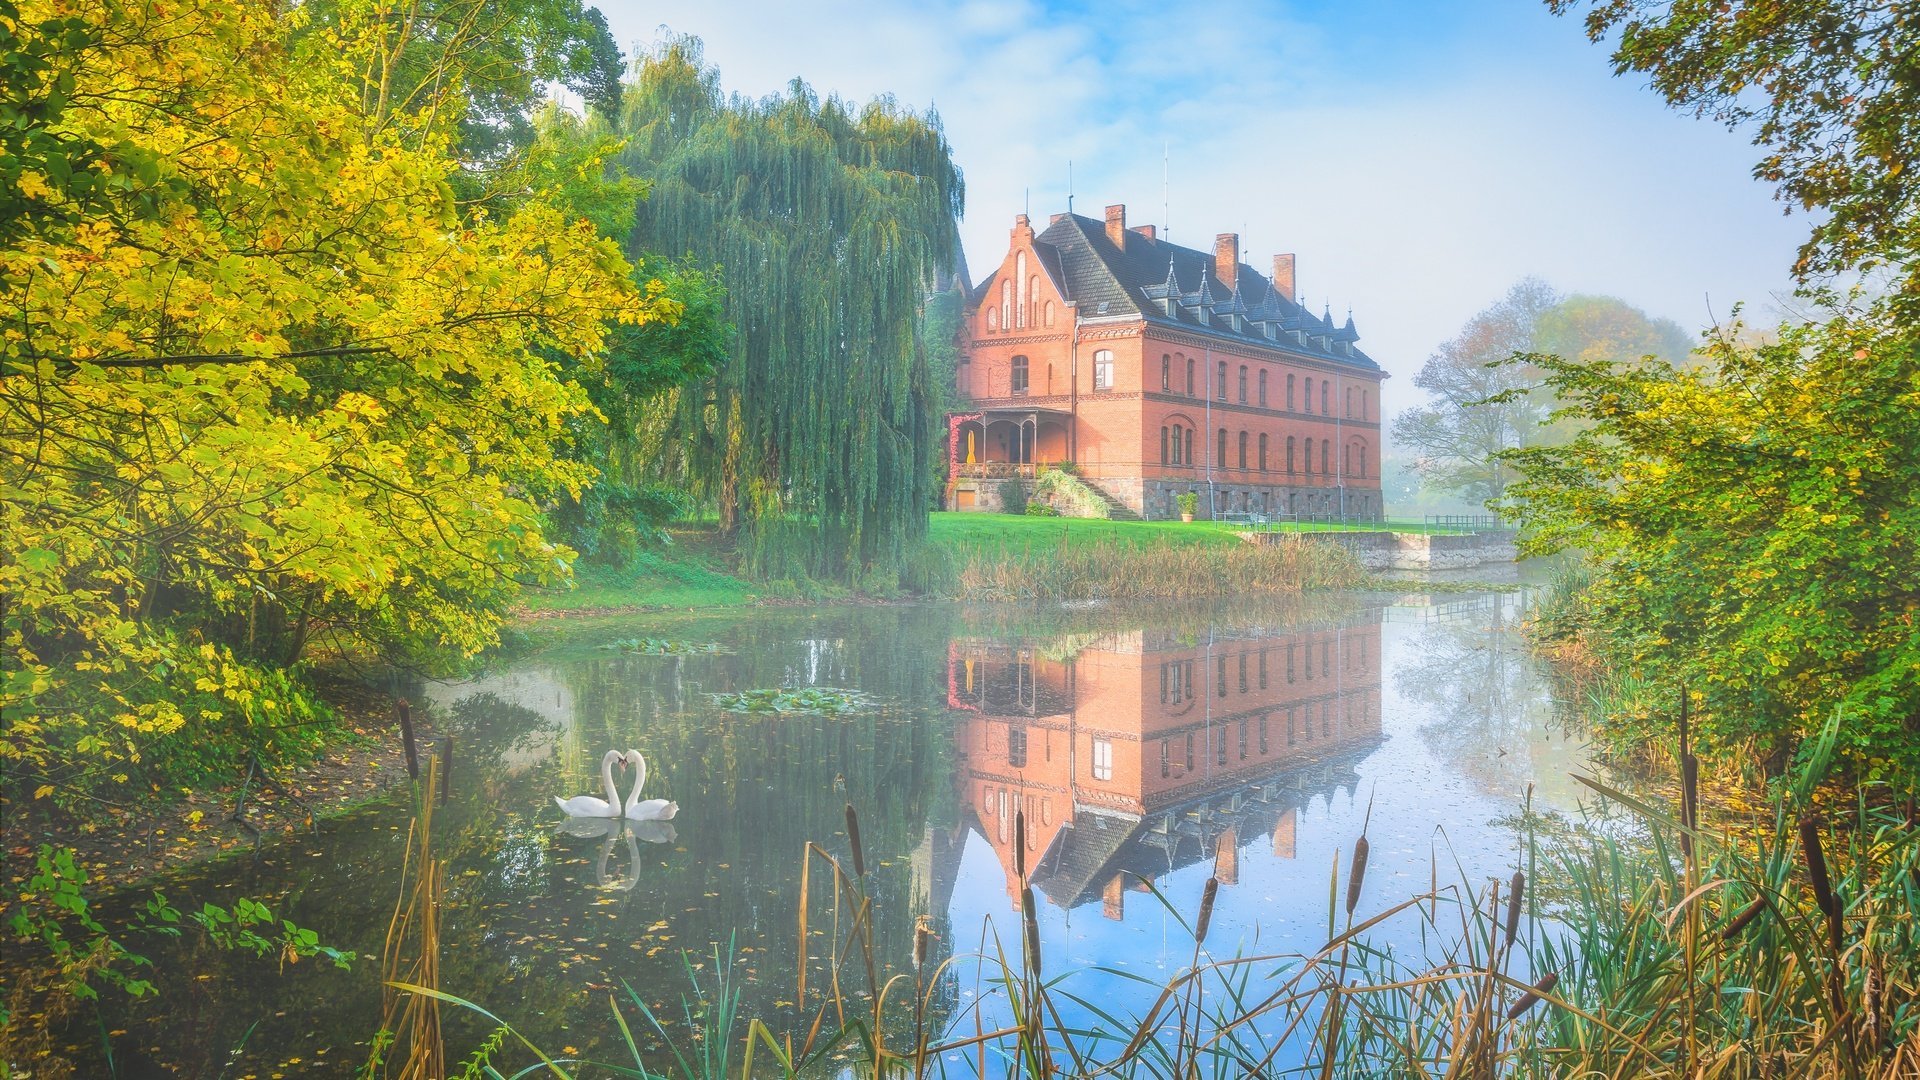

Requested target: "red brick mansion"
[{"left": 948, "top": 204, "right": 1386, "bottom": 521}]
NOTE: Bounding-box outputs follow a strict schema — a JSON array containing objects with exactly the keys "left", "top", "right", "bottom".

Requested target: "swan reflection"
[{"left": 552, "top": 817, "right": 678, "bottom": 892}]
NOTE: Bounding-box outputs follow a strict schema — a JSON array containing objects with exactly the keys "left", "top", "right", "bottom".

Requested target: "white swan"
[
  {"left": 622, "top": 749, "right": 679, "bottom": 821},
  {"left": 553, "top": 749, "right": 625, "bottom": 817}
]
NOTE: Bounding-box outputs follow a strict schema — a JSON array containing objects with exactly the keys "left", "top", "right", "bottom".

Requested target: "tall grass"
[
  {"left": 395, "top": 718, "right": 1917, "bottom": 1078},
  {"left": 924, "top": 536, "right": 1366, "bottom": 602}
]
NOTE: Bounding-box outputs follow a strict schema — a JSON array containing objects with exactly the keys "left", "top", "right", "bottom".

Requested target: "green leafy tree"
[
  {"left": 612, "top": 37, "right": 965, "bottom": 583},
  {"left": 1547, "top": 1, "right": 1920, "bottom": 286},
  {"left": 296, "top": 0, "right": 627, "bottom": 162},
  {"left": 1395, "top": 280, "right": 1692, "bottom": 504},
  {"left": 1392, "top": 279, "right": 1559, "bottom": 504},
  {"left": 0, "top": 0, "right": 672, "bottom": 801},
  {"left": 1498, "top": 296, "right": 1919, "bottom": 783}
]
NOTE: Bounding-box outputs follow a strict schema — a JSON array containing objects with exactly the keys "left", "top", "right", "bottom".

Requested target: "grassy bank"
[
  {"left": 921, "top": 513, "right": 1368, "bottom": 600},
  {"left": 927, "top": 511, "right": 1464, "bottom": 550},
  {"left": 518, "top": 514, "right": 1389, "bottom": 615},
  {"left": 520, "top": 532, "right": 758, "bottom": 615}
]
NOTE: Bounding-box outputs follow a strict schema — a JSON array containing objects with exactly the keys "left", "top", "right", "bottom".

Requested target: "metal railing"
[
  {"left": 1202, "top": 512, "right": 1506, "bottom": 535},
  {"left": 951, "top": 462, "right": 1039, "bottom": 479}
]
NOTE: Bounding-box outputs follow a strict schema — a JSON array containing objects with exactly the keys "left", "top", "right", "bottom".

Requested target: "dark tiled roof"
[
  {"left": 1027, "top": 738, "right": 1381, "bottom": 910},
  {"left": 1007, "top": 213, "right": 1381, "bottom": 372}
]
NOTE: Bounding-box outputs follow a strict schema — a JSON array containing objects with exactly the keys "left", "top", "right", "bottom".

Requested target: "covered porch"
[{"left": 948, "top": 407, "right": 1072, "bottom": 479}]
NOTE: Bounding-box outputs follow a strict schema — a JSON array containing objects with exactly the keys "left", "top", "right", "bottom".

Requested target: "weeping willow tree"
[{"left": 615, "top": 38, "right": 964, "bottom": 582}]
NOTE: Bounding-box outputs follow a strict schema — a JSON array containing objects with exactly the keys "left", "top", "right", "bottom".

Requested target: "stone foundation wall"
[
  {"left": 948, "top": 473, "right": 1389, "bottom": 523},
  {"left": 1246, "top": 529, "right": 1518, "bottom": 570}
]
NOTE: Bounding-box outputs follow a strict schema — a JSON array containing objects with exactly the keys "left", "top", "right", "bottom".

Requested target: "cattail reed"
[
  {"left": 1345, "top": 835, "right": 1369, "bottom": 918},
  {"left": 913, "top": 917, "right": 932, "bottom": 971},
  {"left": 844, "top": 803, "right": 866, "bottom": 877},
  {"left": 1677, "top": 689, "right": 1697, "bottom": 858},
  {"left": 1021, "top": 885, "right": 1042, "bottom": 976},
  {"left": 1013, "top": 809, "right": 1027, "bottom": 880},
  {"left": 1799, "top": 813, "right": 1838, "bottom": 922},
  {"left": 1721, "top": 897, "right": 1767, "bottom": 940},
  {"left": 1506, "top": 972, "right": 1558, "bottom": 1019},
  {"left": 1504, "top": 870, "right": 1525, "bottom": 944},
  {"left": 1799, "top": 808, "right": 1850, "bottom": 998},
  {"left": 1195, "top": 877, "right": 1219, "bottom": 944}
]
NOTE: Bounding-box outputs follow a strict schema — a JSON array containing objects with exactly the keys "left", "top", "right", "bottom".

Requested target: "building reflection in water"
[{"left": 923, "top": 611, "right": 1384, "bottom": 920}]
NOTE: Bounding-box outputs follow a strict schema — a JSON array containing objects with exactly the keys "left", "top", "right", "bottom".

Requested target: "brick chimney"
[
  {"left": 1214, "top": 233, "right": 1240, "bottom": 291},
  {"left": 1104, "top": 203, "right": 1127, "bottom": 247},
  {"left": 1271, "top": 253, "right": 1296, "bottom": 303},
  {"left": 1132, "top": 224, "right": 1157, "bottom": 241}
]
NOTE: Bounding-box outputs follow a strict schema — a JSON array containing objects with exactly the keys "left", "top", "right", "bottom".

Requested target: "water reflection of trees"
[
  {"left": 67, "top": 598, "right": 1565, "bottom": 1077},
  {"left": 1392, "top": 595, "right": 1579, "bottom": 799}
]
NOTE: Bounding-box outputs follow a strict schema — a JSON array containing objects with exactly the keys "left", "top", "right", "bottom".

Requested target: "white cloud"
[{"left": 594, "top": 0, "right": 1806, "bottom": 413}]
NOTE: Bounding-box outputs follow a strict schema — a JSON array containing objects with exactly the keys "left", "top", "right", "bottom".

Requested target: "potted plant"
[{"left": 1176, "top": 491, "right": 1199, "bottom": 523}]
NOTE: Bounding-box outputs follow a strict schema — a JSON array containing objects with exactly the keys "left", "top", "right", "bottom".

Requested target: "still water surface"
[{"left": 71, "top": 589, "right": 1589, "bottom": 1077}]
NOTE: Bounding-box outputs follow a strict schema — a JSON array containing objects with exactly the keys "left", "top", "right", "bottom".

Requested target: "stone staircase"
[{"left": 1087, "top": 483, "right": 1141, "bottom": 521}]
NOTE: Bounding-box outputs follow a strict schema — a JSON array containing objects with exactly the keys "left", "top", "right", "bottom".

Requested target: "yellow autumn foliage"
[{"left": 0, "top": 1, "right": 676, "bottom": 794}]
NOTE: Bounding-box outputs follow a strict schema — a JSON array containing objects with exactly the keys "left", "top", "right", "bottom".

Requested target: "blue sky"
[{"left": 591, "top": 0, "right": 1807, "bottom": 411}]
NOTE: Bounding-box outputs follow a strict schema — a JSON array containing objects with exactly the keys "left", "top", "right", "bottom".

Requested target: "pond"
[{"left": 52, "top": 588, "right": 1592, "bottom": 1077}]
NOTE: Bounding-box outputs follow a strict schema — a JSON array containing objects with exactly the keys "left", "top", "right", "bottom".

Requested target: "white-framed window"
[
  {"left": 1093, "top": 349, "right": 1114, "bottom": 390},
  {"left": 1091, "top": 738, "right": 1114, "bottom": 781}
]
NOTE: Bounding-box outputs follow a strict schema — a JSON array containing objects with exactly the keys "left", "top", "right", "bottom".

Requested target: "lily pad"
[
  {"left": 603, "top": 637, "right": 729, "bottom": 655},
  {"left": 709, "top": 687, "right": 872, "bottom": 717}
]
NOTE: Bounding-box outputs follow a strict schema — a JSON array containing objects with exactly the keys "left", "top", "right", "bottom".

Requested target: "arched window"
[
  {"left": 1346, "top": 386, "right": 1354, "bottom": 417},
  {"left": 1186, "top": 427, "right": 1195, "bottom": 464},
  {"left": 1093, "top": 349, "right": 1114, "bottom": 390},
  {"left": 1044, "top": 301, "right": 1055, "bottom": 327},
  {"left": 1287, "top": 374, "right": 1296, "bottom": 410},
  {"left": 1171, "top": 425, "right": 1182, "bottom": 464},
  {"left": 1217, "top": 427, "right": 1228, "bottom": 467},
  {"left": 1258, "top": 369, "right": 1268, "bottom": 406},
  {"left": 1216, "top": 361, "right": 1228, "bottom": 400},
  {"left": 1303, "top": 377, "right": 1313, "bottom": 413},
  {"left": 1258, "top": 433, "right": 1269, "bottom": 471},
  {"left": 1160, "top": 426, "right": 1169, "bottom": 465},
  {"left": 1321, "top": 382, "right": 1330, "bottom": 414},
  {"left": 1238, "top": 430, "right": 1248, "bottom": 469},
  {"left": 1186, "top": 358, "right": 1195, "bottom": 396},
  {"left": 1029, "top": 274, "right": 1041, "bottom": 306},
  {"left": 987, "top": 307, "right": 998, "bottom": 331},
  {"left": 1161, "top": 354, "right": 1171, "bottom": 391},
  {"left": 1344, "top": 443, "right": 1352, "bottom": 475},
  {"left": 1015, "top": 253, "right": 1028, "bottom": 328},
  {"left": 1361, "top": 389, "right": 1368, "bottom": 420},
  {"left": 1001, "top": 279, "right": 1012, "bottom": 332},
  {"left": 1322, "top": 438, "right": 1331, "bottom": 474},
  {"left": 1238, "top": 365, "right": 1248, "bottom": 403},
  {"left": 1011, "top": 354, "right": 1029, "bottom": 395},
  {"left": 1286, "top": 435, "right": 1296, "bottom": 473}
]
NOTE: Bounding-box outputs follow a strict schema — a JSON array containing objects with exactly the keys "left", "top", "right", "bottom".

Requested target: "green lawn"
[
  {"left": 927, "top": 512, "right": 1444, "bottom": 553},
  {"left": 928, "top": 512, "right": 1242, "bottom": 551},
  {"left": 519, "top": 538, "right": 756, "bottom": 614}
]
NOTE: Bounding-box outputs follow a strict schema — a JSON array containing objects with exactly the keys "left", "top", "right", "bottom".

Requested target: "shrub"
[
  {"left": 1176, "top": 491, "right": 1200, "bottom": 518},
  {"left": 1030, "top": 468, "right": 1110, "bottom": 518},
  {"left": 998, "top": 476, "right": 1028, "bottom": 514}
]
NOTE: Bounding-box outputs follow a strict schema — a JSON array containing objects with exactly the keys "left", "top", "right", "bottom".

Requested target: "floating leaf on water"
[
  {"left": 708, "top": 687, "right": 874, "bottom": 717},
  {"left": 602, "top": 637, "right": 730, "bottom": 655}
]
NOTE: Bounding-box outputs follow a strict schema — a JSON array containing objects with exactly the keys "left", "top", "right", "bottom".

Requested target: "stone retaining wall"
[{"left": 1243, "top": 529, "right": 1518, "bottom": 570}]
